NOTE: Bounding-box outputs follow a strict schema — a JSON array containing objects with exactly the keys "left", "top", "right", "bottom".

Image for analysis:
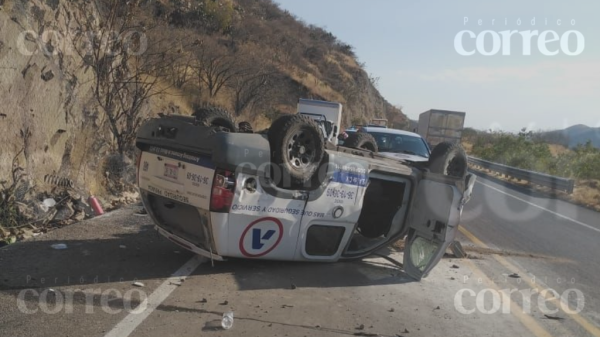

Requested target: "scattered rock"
[
  {"left": 434, "top": 306, "right": 440, "bottom": 310},
  {"left": 220, "top": 300, "right": 229, "bottom": 305},
  {"left": 450, "top": 264, "right": 460, "bottom": 269},
  {"left": 132, "top": 282, "right": 145, "bottom": 287},
  {"left": 389, "top": 308, "right": 395, "bottom": 312},
  {"left": 544, "top": 314, "right": 564, "bottom": 321},
  {"left": 356, "top": 324, "right": 365, "bottom": 330},
  {"left": 73, "top": 211, "right": 85, "bottom": 221},
  {"left": 41, "top": 70, "right": 54, "bottom": 81},
  {"left": 53, "top": 202, "right": 74, "bottom": 222},
  {"left": 290, "top": 283, "right": 297, "bottom": 290},
  {"left": 16, "top": 202, "right": 36, "bottom": 220},
  {"left": 404, "top": 328, "right": 410, "bottom": 333},
  {"left": 199, "top": 298, "right": 207, "bottom": 303},
  {"left": 508, "top": 273, "right": 520, "bottom": 279}
]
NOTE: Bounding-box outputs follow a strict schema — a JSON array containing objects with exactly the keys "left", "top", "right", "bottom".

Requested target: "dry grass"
[
  {"left": 548, "top": 144, "right": 570, "bottom": 156},
  {"left": 287, "top": 69, "right": 345, "bottom": 103}
]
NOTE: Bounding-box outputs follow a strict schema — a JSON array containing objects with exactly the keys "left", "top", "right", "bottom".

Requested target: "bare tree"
[
  {"left": 192, "top": 39, "right": 242, "bottom": 98},
  {"left": 228, "top": 66, "right": 279, "bottom": 116},
  {"left": 72, "top": 0, "right": 178, "bottom": 155}
]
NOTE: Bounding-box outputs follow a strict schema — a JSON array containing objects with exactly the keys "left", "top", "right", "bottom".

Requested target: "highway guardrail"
[{"left": 468, "top": 157, "right": 575, "bottom": 194}]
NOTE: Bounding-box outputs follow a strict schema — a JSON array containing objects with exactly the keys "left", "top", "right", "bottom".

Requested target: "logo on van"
[{"left": 239, "top": 217, "right": 284, "bottom": 257}]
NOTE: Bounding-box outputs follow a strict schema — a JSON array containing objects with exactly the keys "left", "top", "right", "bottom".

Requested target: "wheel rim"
[
  {"left": 446, "top": 157, "right": 465, "bottom": 177},
  {"left": 287, "top": 129, "right": 316, "bottom": 170}
]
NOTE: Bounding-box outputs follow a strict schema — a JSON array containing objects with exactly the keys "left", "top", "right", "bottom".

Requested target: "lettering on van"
[
  {"left": 231, "top": 204, "right": 325, "bottom": 218},
  {"left": 186, "top": 172, "right": 210, "bottom": 185},
  {"left": 164, "top": 191, "right": 189, "bottom": 204},
  {"left": 146, "top": 185, "right": 189, "bottom": 204},
  {"left": 148, "top": 146, "right": 212, "bottom": 167},
  {"left": 147, "top": 185, "right": 163, "bottom": 196}
]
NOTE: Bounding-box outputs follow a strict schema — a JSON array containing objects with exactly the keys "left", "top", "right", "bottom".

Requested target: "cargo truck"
[{"left": 418, "top": 109, "right": 466, "bottom": 147}]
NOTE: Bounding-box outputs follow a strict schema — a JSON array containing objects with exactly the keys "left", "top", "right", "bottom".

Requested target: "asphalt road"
[
  {"left": 0, "top": 173, "right": 599, "bottom": 337},
  {"left": 459, "top": 172, "right": 600, "bottom": 336}
]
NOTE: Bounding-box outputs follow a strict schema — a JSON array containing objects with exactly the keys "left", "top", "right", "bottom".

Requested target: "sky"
[{"left": 275, "top": 0, "right": 600, "bottom": 132}]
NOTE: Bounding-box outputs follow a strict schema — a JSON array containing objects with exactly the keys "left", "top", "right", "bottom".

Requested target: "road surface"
[{"left": 0, "top": 173, "right": 599, "bottom": 337}]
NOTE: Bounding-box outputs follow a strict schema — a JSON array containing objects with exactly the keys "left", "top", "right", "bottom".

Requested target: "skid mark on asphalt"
[
  {"left": 477, "top": 181, "right": 600, "bottom": 234},
  {"left": 104, "top": 257, "right": 205, "bottom": 337},
  {"left": 460, "top": 226, "right": 600, "bottom": 337}
]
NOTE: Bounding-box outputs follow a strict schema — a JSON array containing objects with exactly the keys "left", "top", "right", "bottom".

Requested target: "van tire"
[
  {"left": 268, "top": 114, "right": 325, "bottom": 185},
  {"left": 428, "top": 142, "right": 468, "bottom": 178},
  {"left": 193, "top": 106, "right": 237, "bottom": 132},
  {"left": 343, "top": 132, "right": 378, "bottom": 152}
]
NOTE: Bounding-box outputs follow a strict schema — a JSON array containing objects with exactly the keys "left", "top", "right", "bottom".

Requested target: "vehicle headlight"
[{"left": 410, "top": 237, "right": 439, "bottom": 271}]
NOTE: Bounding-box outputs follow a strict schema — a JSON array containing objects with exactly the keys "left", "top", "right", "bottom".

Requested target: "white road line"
[
  {"left": 477, "top": 181, "right": 600, "bottom": 234},
  {"left": 104, "top": 256, "right": 205, "bottom": 337}
]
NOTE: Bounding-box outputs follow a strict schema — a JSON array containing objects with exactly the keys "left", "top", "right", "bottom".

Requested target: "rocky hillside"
[{"left": 0, "top": 0, "right": 407, "bottom": 233}]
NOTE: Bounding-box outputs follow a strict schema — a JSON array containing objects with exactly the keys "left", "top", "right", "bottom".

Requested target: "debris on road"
[
  {"left": 41, "top": 198, "right": 57, "bottom": 212},
  {"left": 132, "top": 282, "right": 145, "bottom": 287},
  {"left": 544, "top": 314, "right": 565, "bottom": 321},
  {"left": 450, "top": 264, "right": 460, "bottom": 269},
  {"left": 199, "top": 298, "right": 207, "bottom": 303},
  {"left": 450, "top": 241, "right": 467, "bottom": 258},
  {"left": 219, "top": 300, "right": 229, "bottom": 305},
  {"left": 290, "top": 283, "right": 297, "bottom": 289},
  {"left": 221, "top": 311, "right": 234, "bottom": 330},
  {"left": 388, "top": 308, "right": 395, "bottom": 312},
  {"left": 434, "top": 306, "right": 441, "bottom": 310},
  {"left": 356, "top": 324, "right": 365, "bottom": 330},
  {"left": 508, "top": 273, "right": 520, "bottom": 279},
  {"left": 50, "top": 243, "right": 68, "bottom": 250}
]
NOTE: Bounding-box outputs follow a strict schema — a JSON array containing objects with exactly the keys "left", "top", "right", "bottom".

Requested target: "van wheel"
[
  {"left": 428, "top": 142, "right": 468, "bottom": 178},
  {"left": 343, "top": 132, "right": 378, "bottom": 152},
  {"left": 268, "top": 114, "right": 325, "bottom": 185},
  {"left": 193, "top": 106, "right": 237, "bottom": 132}
]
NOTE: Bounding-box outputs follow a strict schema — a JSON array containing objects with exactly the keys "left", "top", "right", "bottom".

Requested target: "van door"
[
  {"left": 225, "top": 172, "right": 308, "bottom": 260},
  {"left": 403, "top": 173, "right": 475, "bottom": 280}
]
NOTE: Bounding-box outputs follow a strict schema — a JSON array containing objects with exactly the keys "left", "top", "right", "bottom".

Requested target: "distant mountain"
[{"left": 561, "top": 124, "right": 600, "bottom": 148}]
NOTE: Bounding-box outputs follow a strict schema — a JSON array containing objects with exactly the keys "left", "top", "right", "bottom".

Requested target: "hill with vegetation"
[{"left": 0, "top": 0, "right": 407, "bottom": 235}]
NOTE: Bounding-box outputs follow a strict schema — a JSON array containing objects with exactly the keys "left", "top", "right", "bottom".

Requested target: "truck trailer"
[{"left": 418, "top": 109, "right": 466, "bottom": 147}]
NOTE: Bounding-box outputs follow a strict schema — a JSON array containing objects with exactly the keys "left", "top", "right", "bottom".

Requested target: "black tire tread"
[
  {"left": 268, "top": 114, "right": 325, "bottom": 184},
  {"left": 428, "top": 142, "right": 468, "bottom": 178},
  {"left": 343, "top": 132, "right": 379, "bottom": 152},
  {"left": 193, "top": 106, "right": 236, "bottom": 132}
]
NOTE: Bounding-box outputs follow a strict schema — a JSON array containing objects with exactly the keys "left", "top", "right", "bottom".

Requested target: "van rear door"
[{"left": 138, "top": 146, "right": 216, "bottom": 250}]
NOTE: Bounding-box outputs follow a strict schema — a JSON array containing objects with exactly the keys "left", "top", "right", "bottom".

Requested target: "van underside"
[{"left": 343, "top": 175, "right": 412, "bottom": 258}]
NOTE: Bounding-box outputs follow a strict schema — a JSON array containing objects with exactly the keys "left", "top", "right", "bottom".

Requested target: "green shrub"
[{"left": 471, "top": 131, "right": 600, "bottom": 180}]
